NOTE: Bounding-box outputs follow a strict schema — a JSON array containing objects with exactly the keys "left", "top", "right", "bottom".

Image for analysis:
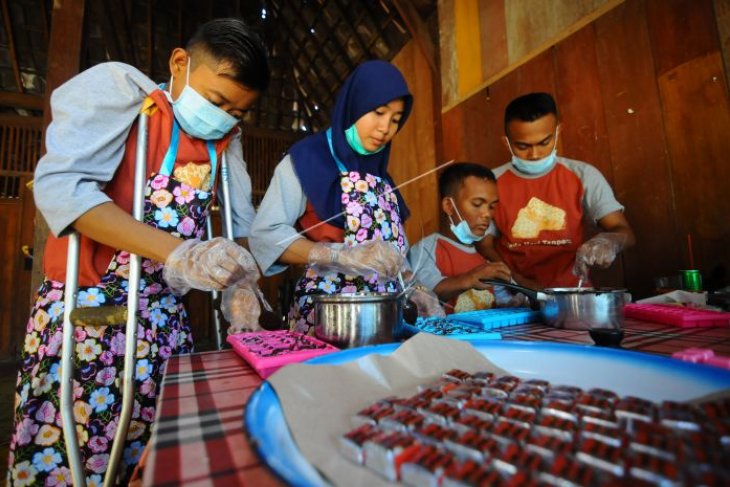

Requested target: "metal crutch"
[
  {"left": 60, "top": 112, "right": 149, "bottom": 487},
  {"left": 205, "top": 215, "right": 223, "bottom": 350}
]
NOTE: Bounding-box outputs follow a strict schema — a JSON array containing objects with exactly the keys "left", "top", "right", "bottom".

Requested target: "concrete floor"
[{"left": 0, "top": 361, "right": 18, "bottom": 484}]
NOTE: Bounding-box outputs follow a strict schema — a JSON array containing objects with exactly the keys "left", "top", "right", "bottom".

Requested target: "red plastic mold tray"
[{"left": 624, "top": 303, "right": 730, "bottom": 328}]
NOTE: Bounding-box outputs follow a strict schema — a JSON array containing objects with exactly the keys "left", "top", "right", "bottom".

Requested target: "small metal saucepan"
[
  {"left": 482, "top": 280, "right": 628, "bottom": 331},
  {"left": 312, "top": 292, "right": 405, "bottom": 348}
]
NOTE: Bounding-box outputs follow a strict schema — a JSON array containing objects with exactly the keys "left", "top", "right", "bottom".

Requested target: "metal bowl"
[{"left": 312, "top": 292, "right": 404, "bottom": 348}]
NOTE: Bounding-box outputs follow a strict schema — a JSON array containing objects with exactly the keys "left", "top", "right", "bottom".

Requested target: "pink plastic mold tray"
[
  {"left": 624, "top": 303, "right": 730, "bottom": 328},
  {"left": 227, "top": 330, "right": 339, "bottom": 379}
]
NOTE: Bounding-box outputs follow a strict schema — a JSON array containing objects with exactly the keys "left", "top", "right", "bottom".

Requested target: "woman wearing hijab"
[{"left": 250, "top": 60, "right": 442, "bottom": 332}]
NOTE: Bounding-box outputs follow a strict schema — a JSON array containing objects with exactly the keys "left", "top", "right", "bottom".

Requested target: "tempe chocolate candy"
[
  {"left": 507, "top": 392, "right": 542, "bottom": 414},
  {"left": 534, "top": 414, "right": 577, "bottom": 441},
  {"left": 380, "top": 409, "right": 426, "bottom": 432},
  {"left": 494, "top": 375, "right": 522, "bottom": 392},
  {"left": 525, "top": 433, "right": 573, "bottom": 459},
  {"left": 463, "top": 397, "right": 503, "bottom": 422},
  {"left": 615, "top": 395, "right": 657, "bottom": 427},
  {"left": 400, "top": 445, "right": 457, "bottom": 487},
  {"left": 550, "top": 385, "right": 583, "bottom": 398},
  {"left": 523, "top": 379, "right": 551, "bottom": 393},
  {"left": 466, "top": 371, "right": 495, "bottom": 387},
  {"left": 492, "top": 443, "right": 547, "bottom": 476},
  {"left": 443, "top": 368, "right": 472, "bottom": 383},
  {"left": 580, "top": 408, "right": 620, "bottom": 429},
  {"left": 340, "top": 423, "right": 381, "bottom": 464},
  {"left": 444, "top": 384, "right": 485, "bottom": 407},
  {"left": 700, "top": 397, "right": 730, "bottom": 420},
  {"left": 418, "top": 379, "right": 459, "bottom": 395},
  {"left": 628, "top": 450, "right": 681, "bottom": 485},
  {"left": 491, "top": 419, "right": 530, "bottom": 448},
  {"left": 444, "top": 429, "right": 500, "bottom": 462},
  {"left": 397, "top": 390, "right": 443, "bottom": 412},
  {"left": 541, "top": 399, "right": 579, "bottom": 423},
  {"left": 576, "top": 392, "right": 614, "bottom": 415},
  {"left": 413, "top": 423, "right": 457, "bottom": 446},
  {"left": 443, "top": 459, "right": 535, "bottom": 487},
  {"left": 541, "top": 453, "right": 607, "bottom": 487},
  {"left": 586, "top": 387, "right": 619, "bottom": 406},
  {"left": 659, "top": 400, "right": 704, "bottom": 431},
  {"left": 576, "top": 439, "right": 625, "bottom": 477},
  {"left": 580, "top": 421, "right": 624, "bottom": 447},
  {"left": 451, "top": 413, "right": 493, "bottom": 435},
  {"left": 363, "top": 430, "right": 420, "bottom": 481},
  {"left": 418, "top": 401, "right": 461, "bottom": 426},
  {"left": 500, "top": 406, "right": 537, "bottom": 429},
  {"left": 352, "top": 401, "right": 395, "bottom": 427}
]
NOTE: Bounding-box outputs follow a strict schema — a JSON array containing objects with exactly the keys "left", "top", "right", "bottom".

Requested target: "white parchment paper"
[{"left": 267, "top": 334, "right": 507, "bottom": 486}]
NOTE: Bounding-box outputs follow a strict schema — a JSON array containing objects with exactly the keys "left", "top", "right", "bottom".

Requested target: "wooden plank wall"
[
  {"left": 439, "top": 0, "right": 730, "bottom": 298},
  {"left": 389, "top": 40, "right": 440, "bottom": 245},
  {"left": 439, "top": 0, "right": 624, "bottom": 111}
]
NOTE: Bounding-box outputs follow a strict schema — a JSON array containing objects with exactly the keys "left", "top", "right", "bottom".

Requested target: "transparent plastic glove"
[
  {"left": 408, "top": 286, "right": 446, "bottom": 318},
  {"left": 308, "top": 240, "right": 405, "bottom": 279},
  {"left": 163, "top": 237, "right": 260, "bottom": 296},
  {"left": 221, "top": 282, "right": 263, "bottom": 334},
  {"left": 573, "top": 232, "right": 628, "bottom": 280}
]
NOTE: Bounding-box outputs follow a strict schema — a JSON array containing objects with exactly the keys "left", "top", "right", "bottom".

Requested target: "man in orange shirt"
[{"left": 479, "top": 92, "right": 635, "bottom": 289}]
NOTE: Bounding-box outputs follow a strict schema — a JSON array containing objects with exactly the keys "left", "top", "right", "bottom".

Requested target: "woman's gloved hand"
[
  {"left": 407, "top": 285, "right": 446, "bottom": 318},
  {"left": 308, "top": 240, "right": 405, "bottom": 279},
  {"left": 221, "top": 282, "right": 264, "bottom": 334},
  {"left": 573, "top": 232, "right": 628, "bottom": 280},
  {"left": 163, "top": 237, "right": 260, "bottom": 296}
]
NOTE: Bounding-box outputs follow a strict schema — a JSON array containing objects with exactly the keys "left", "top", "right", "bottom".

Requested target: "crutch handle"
[{"left": 70, "top": 306, "right": 128, "bottom": 327}]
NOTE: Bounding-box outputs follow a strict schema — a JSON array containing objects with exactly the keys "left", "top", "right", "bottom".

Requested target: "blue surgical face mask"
[
  {"left": 169, "top": 58, "right": 239, "bottom": 140},
  {"left": 507, "top": 132, "right": 559, "bottom": 175},
  {"left": 345, "top": 124, "right": 385, "bottom": 155},
  {"left": 448, "top": 198, "right": 486, "bottom": 245}
]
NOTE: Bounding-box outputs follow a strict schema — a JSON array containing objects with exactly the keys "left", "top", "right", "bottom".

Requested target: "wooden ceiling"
[{"left": 0, "top": 0, "right": 438, "bottom": 132}]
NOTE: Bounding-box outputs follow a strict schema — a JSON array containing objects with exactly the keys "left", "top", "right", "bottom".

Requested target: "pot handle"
[{"left": 480, "top": 279, "right": 545, "bottom": 301}]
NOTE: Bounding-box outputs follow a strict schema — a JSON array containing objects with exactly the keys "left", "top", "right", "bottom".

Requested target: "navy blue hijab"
[{"left": 290, "top": 60, "right": 413, "bottom": 226}]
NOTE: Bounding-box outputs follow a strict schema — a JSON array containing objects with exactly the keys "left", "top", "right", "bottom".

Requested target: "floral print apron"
[
  {"left": 8, "top": 119, "right": 218, "bottom": 486},
  {"left": 289, "top": 129, "right": 406, "bottom": 333}
]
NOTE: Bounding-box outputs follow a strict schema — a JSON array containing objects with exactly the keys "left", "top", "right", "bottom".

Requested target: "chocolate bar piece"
[
  {"left": 500, "top": 406, "right": 537, "bottom": 429},
  {"left": 576, "top": 439, "right": 625, "bottom": 476},
  {"left": 443, "top": 368, "right": 472, "bottom": 383},
  {"left": 525, "top": 433, "right": 573, "bottom": 460},
  {"left": 576, "top": 393, "right": 613, "bottom": 415},
  {"left": 541, "top": 399, "right": 578, "bottom": 423},
  {"left": 418, "top": 401, "right": 461, "bottom": 426},
  {"left": 352, "top": 401, "right": 395, "bottom": 427},
  {"left": 445, "top": 384, "right": 485, "bottom": 406},
  {"left": 659, "top": 400, "right": 703, "bottom": 431},
  {"left": 380, "top": 409, "right": 426, "bottom": 432},
  {"left": 534, "top": 414, "right": 577, "bottom": 441},
  {"left": 507, "top": 392, "right": 542, "bottom": 414},
  {"left": 493, "top": 375, "right": 521, "bottom": 392},
  {"left": 363, "top": 430, "right": 421, "bottom": 481},
  {"left": 463, "top": 397, "right": 503, "bottom": 422},
  {"left": 586, "top": 387, "right": 619, "bottom": 406},
  {"left": 492, "top": 443, "right": 546, "bottom": 476},
  {"left": 580, "top": 421, "right": 623, "bottom": 447},
  {"left": 615, "top": 395, "right": 657, "bottom": 427},
  {"left": 466, "top": 371, "right": 495, "bottom": 387},
  {"left": 491, "top": 419, "right": 530, "bottom": 448},
  {"left": 444, "top": 429, "right": 500, "bottom": 462},
  {"left": 580, "top": 408, "right": 620, "bottom": 429},
  {"left": 413, "top": 422, "right": 457, "bottom": 446},
  {"left": 628, "top": 450, "right": 680, "bottom": 485},
  {"left": 451, "top": 413, "right": 493, "bottom": 435},
  {"left": 481, "top": 383, "right": 512, "bottom": 400},
  {"left": 400, "top": 445, "right": 457, "bottom": 487},
  {"left": 340, "top": 423, "right": 382, "bottom": 464},
  {"left": 540, "top": 453, "right": 605, "bottom": 487},
  {"left": 443, "top": 460, "right": 531, "bottom": 487},
  {"left": 397, "top": 390, "right": 443, "bottom": 412}
]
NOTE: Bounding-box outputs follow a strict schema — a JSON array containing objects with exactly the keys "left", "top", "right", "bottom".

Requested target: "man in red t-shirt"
[
  {"left": 479, "top": 92, "right": 635, "bottom": 289},
  {"left": 409, "top": 163, "right": 517, "bottom": 314}
]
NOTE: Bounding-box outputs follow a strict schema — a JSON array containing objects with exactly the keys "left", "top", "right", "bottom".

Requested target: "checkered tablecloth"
[{"left": 142, "top": 319, "right": 730, "bottom": 485}]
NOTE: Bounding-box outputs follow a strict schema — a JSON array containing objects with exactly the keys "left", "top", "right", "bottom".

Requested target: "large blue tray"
[{"left": 244, "top": 340, "right": 730, "bottom": 487}]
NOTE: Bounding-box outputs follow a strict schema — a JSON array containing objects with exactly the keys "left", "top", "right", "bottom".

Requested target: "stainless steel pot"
[
  {"left": 482, "top": 280, "right": 627, "bottom": 331},
  {"left": 312, "top": 292, "right": 404, "bottom": 348}
]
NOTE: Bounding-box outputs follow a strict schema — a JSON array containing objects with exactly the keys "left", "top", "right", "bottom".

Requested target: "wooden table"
[{"left": 142, "top": 319, "right": 730, "bottom": 486}]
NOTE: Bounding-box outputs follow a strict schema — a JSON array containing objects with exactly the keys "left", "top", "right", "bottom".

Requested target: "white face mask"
[
  {"left": 447, "top": 197, "right": 487, "bottom": 245},
  {"left": 168, "top": 58, "right": 239, "bottom": 140},
  {"left": 507, "top": 131, "right": 559, "bottom": 175}
]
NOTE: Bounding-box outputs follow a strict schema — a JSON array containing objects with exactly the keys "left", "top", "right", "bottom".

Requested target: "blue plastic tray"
[
  {"left": 450, "top": 307, "right": 541, "bottom": 330},
  {"left": 245, "top": 340, "right": 730, "bottom": 487}
]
